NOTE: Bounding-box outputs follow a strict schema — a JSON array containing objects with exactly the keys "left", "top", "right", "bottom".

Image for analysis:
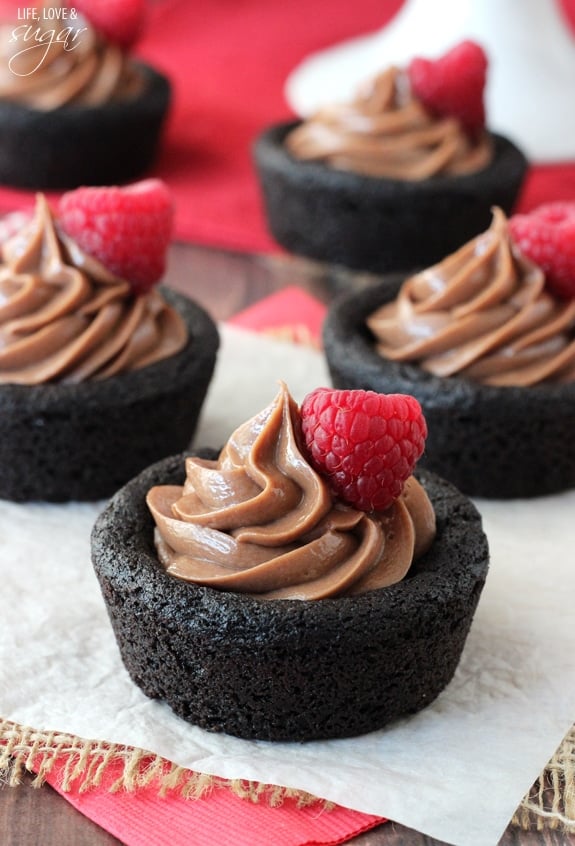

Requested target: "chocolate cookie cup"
[
  {"left": 91, "top": 451, "right": 488, "bottom": 743},
  {"left": 254, "top": 121, "right": 527, "bottom": 275},
  {"left": 323, "top": 279, "right": 575, "bottom": 499},
  {"left": 0, "top": 63, "right": 170, "bottom": 190},
  {"left": 0, "top": 289, "right": 219, "bottom": 502}
]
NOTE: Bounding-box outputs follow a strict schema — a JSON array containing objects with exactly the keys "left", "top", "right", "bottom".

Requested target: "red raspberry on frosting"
[
  {"left": 58, "top": 179, "right": 174, "bottom": 295},
  {"left": 509, "top": 202, "right": 575, "bottom": 300},
  {"left": 71, "top": 0, "right": 147, "bottom": 49},
  {"left": 300, "top": 388, "right": 427, "bottom": 513},
  {"left": 408, "top": 40, "right": 487, "bottom": 137}
]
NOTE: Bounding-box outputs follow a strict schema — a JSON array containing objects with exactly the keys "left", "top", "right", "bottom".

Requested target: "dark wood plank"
[
  {"left": 0, "top": 774, "right": 121, "bottom": 846},
  {"left": 166, "top": 242, "right": 335, "bottom": 320}
]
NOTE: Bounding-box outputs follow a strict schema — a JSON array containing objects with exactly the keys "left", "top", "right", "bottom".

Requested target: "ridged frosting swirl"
[
  {"left": 0, "top": 0, "right": 143, "bottom": 109},
  {"left": 285, "top": 67, "right": 492, "bottom": 180},
  {"left": 0, "top": 195, "right": 187, "bottom": 385},
  {"left": 147, "top": 383, "right": 436, "bottom": 600},
  {"left": 367, "top": 208, "right": 575, "bottom": 386}
]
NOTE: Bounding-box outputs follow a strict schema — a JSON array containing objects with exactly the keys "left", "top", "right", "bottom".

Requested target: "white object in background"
[{"left": 285, "top": 0, "right": 575, "bottom": 162}]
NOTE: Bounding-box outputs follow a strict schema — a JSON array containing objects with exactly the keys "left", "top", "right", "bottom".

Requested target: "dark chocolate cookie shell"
[
  {"left": 254, "top": 121, "right": 528, "bottom": 275},
  {"left": 0, "top": 289, "right": 219, "bottom": 502},
  {"left": 91, "top": 452, "right": 489, "bottom": 742},
  {"left": 323, "top": 278, "right": 575, "bottom": 499},
  {"left": 0, "top": 63, "right": 170, "bottom": 190}
]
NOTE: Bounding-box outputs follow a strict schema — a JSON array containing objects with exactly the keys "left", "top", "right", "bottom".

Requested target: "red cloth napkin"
[
  {"left": 2, "top": 0, "right": 575, "bottom": 252},
  {"left": 41, "top": 755, "right": 382, "bottom": 846},
  {"left": 229, "top": 286, "right": 327, "bottom": 343}
]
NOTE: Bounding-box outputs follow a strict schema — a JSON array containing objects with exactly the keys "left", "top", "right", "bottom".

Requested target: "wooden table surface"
[{"left": 1, "top": 242, "right": 573, "bottom": 846}]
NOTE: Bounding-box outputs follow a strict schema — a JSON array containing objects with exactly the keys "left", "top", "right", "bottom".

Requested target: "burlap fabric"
[{"left": 1, "top": 718, "right": 574, "bottom": 832}]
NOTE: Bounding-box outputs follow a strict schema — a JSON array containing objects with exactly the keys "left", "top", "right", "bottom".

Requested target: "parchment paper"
[{"left": 1, "top": 326, "right": 574, "bottom": 846}]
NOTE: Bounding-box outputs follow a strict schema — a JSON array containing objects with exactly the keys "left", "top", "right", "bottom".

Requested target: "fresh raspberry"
[
  {"left": 408, "top": 40, "right": 487, "bottom": 137},
  {"left": 71, "top": 0, "right": 147, "bottom": 49},
  {"left": 509, "top": 203, "right": 575, "bottom": 300},
  {"left": 58, "top": 179, "right": 174, "bottom": 295},
  {"left": 300, "top": 388, "right": 427, "bottom": 513}
]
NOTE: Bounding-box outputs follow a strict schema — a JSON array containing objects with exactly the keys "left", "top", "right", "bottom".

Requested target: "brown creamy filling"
[
  {"left": 367, "top": 208, "right": 575, "bottom": 386},
  {"left": 0, "top": 0, "right": 143, "bottom": 109},
  {"left": 285, "top": 67, "right": 492, "bottom": 181},
  {"left": 0, "top": 196, "right": 187, "bottom": 385},
  {"left": 147, "top": 383, "right": 436, "bottom": 601}
]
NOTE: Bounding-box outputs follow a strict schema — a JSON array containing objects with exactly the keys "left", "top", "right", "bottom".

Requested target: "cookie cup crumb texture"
[
  {"left": 0, "top": 63, "right": 171, "bottom": 190},
  {"left": 254, "top": 120, "right": 528, "bottom": 275},
  {"left": 0, "top": 289, "right": 219, "bottom": 502},
  {"left": 323, "top": 279, "right": 575, "bottom": 499},
  {"left": 91, "top": 450, "right": 489, "bottom": 742}
]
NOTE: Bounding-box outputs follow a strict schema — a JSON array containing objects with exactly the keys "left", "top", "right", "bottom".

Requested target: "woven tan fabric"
[{"left": 1, "top": 717, "right": 574, "bottom": 831}]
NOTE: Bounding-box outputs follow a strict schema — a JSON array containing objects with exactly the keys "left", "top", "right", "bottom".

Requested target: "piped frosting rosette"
[
  {"left": 367, "top": 208, "right": 575, "bottom": 386},
  {"left": 147, "top": 383, "right": 436, "bottom": 600},
  {"left": 285, "top": 66, "right": 492, "bottom": 180},
  {"left": 0, "top": 0, "right": 142, "bottom": 109},
  {"left": 0, "top": 195, "right": 186, "bottom": 385}
]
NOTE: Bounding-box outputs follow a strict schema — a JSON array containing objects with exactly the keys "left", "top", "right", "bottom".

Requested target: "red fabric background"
[{"left": 1, "top": 0, "right": 575, "bottom": 252}]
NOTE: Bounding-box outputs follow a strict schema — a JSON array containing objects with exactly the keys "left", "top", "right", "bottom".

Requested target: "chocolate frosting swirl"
[
  {"left": 147, "top": 383, "right": 436, "bottom": 600},
  {"left": 285, "top": 67, "right": 492, "bottom": 181},
  {"left": 367, "top": 208, "right": 575, "bottom": 386},
  {"left": 0, "top": 195, "right": 187, "bottom": 385},
  {"left": 0, "top": 1, "right": 143, "bottom": 109}
]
